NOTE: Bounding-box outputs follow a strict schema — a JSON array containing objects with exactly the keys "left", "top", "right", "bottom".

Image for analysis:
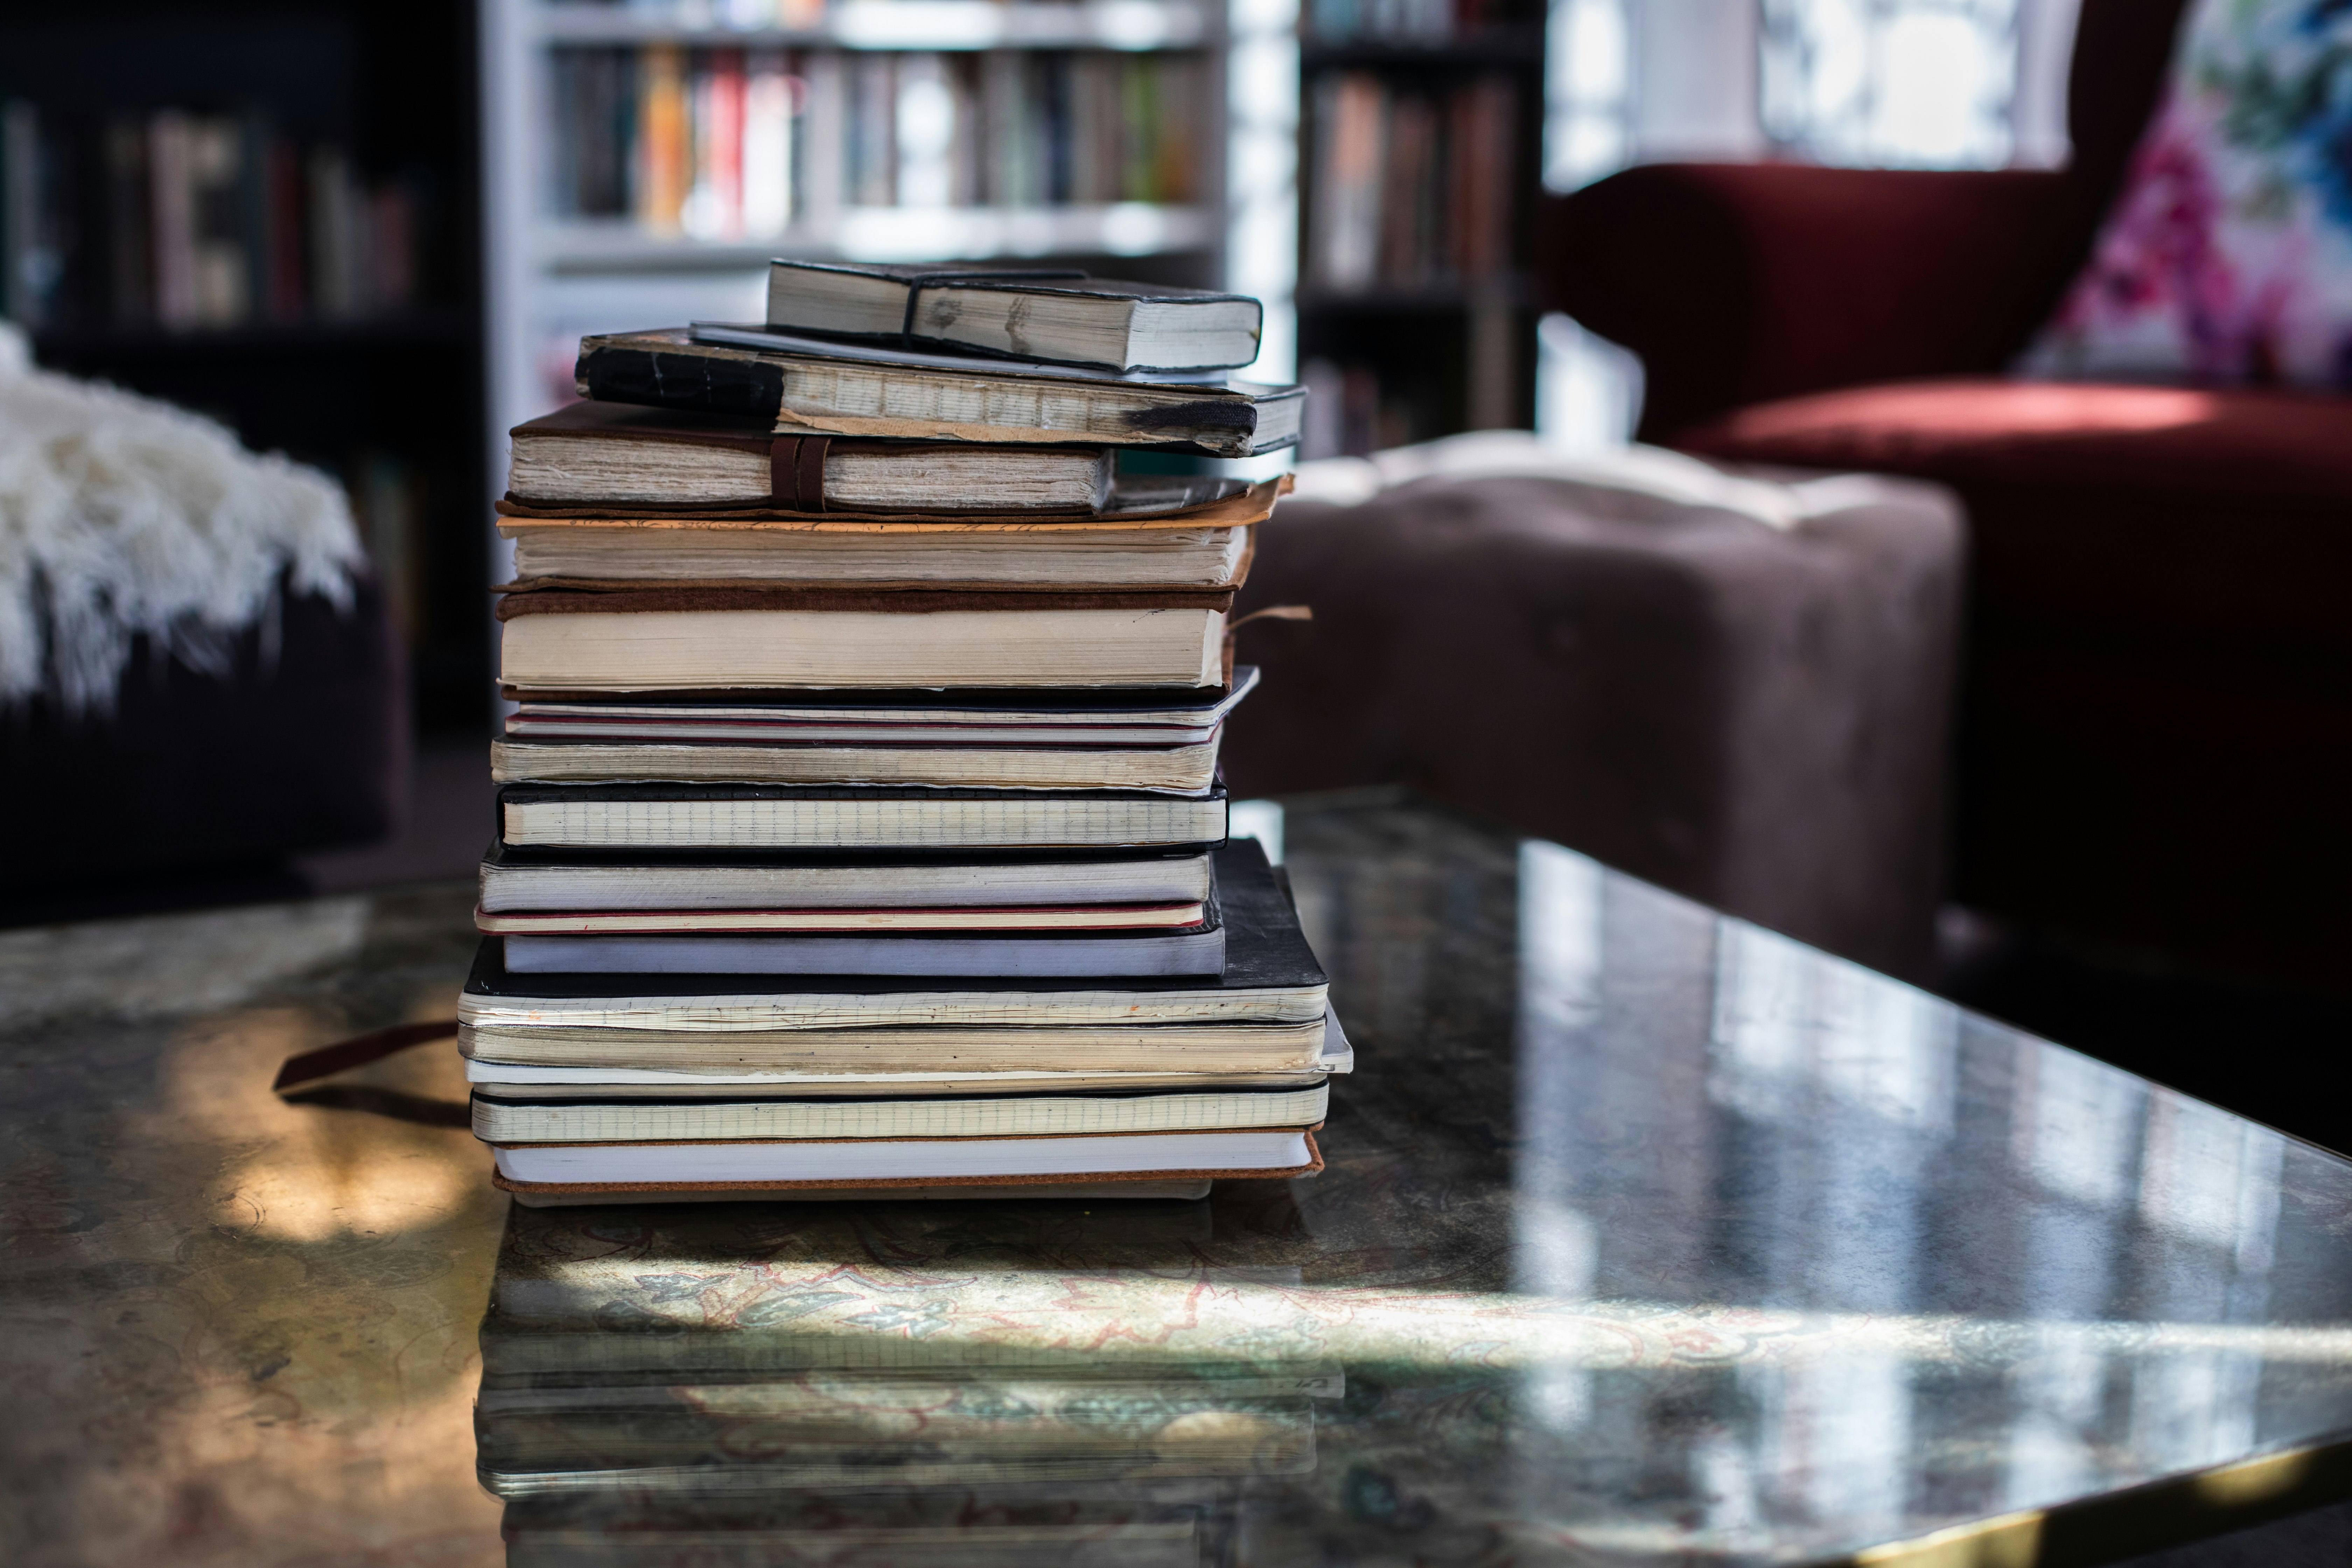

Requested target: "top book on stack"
[{"left": 762, "top": 262, "right": 1265, "bottom": 374}]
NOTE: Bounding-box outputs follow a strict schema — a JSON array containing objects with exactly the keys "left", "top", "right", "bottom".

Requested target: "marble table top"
[{"left": 5, "top": 792, "right": 2352, "bottom": 1567}]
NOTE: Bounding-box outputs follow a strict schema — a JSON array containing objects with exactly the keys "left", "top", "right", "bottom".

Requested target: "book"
[
  {"left": 476, "top": 900, "right": 1210, "bottom": 934},
  {"left": 498, "top": 914, "right": 1228, "bottom": 978},
  {"left": 460, "top": 1016, "right": 1332, "bottom": 1077},
  {"left": 500, "top": 668, "right": 1259, "bottom": 749},
  {"left": 477, "top": 843, "right": 1217, "bottom": 913},
  {"left": 1308, "top": 69, "right": 1519, "bottom": 291},
  {"left": 459, "top": 841, "right": 1326, "bottom": 1033},
  {"left": 504, "top": 1180, "right": 1216, "bottom": 1206},
  {"left": 765, "top": 261, "right": 1264, "bottom": 373},
  {"left": 574, "top": 328, "right": 1306, "bottom": 457},
  {"left": 487, "top": 733, "right": 1226, "bottom": 794},
  {"left": 458, "top": 1010, "right": 1351, "bottom": 1095},
  {"left": 495, "top": 782, "right": 1230, "bottom": 852},
  {"left": 472, "top": 1068, "right": 1339, "bottom": 1100},
  {"left": 491, "top": 482, "right": 1270, "bottom": 592},
  {"left": 507, "top": 402, "right": 1115, "bottom": 513},
  {"left": 495, "top": 587, "right": 1232, "bottom": 692},
  {"left": 489, "top": 1126, "right": 1322, "bottom": 1190},
  {"left": 470, "top": 1080, "right": 1328, "bottom": 1143}
]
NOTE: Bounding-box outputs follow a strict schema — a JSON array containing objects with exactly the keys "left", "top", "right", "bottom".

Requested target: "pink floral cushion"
[{"left": 2020, "top": 0, "right": 2352, "bottom": 387}]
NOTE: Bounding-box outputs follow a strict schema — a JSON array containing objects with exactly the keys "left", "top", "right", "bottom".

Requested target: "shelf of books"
[
  {"left": 1294, "top": 5, "right": 1545, "bottom": 455},
  {"left": 485, "top": 0, "right": 1236, "bottom": 452},
  {"left": 2, "top": 2, "right": 490, "bottom": 734}
]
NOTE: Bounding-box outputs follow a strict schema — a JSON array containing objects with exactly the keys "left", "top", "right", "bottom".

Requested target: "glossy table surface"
[{"left": 6, "top": 795, "right": 2352, "bottom": 1567}]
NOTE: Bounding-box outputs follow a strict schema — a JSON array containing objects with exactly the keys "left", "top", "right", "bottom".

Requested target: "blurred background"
[{"left": 13, "top": 0, "right": 2351, "bottom": 1149}]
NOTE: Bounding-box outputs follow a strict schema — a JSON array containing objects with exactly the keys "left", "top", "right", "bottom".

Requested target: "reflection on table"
[{"left": 466, "top": 804, "right": 2352, "bottom": 1566}]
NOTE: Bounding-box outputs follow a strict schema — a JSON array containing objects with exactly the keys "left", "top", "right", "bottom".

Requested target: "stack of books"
[{"left": 460, "top": 260, "right": 1339, "bottom": 1206}]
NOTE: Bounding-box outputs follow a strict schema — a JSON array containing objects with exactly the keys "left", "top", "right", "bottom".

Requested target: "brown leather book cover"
[{"left": 495, "top": 586, "right": 1238, "bottom": 619}]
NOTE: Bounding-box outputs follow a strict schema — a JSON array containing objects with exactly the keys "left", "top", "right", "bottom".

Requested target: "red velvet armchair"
[{"left": 1542, "top": 0, "right": 2352, "bottom": 981}]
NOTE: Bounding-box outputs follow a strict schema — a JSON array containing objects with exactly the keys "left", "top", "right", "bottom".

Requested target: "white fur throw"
[{"left": 0, "top": 321, "right": 363, "bottom": 714}]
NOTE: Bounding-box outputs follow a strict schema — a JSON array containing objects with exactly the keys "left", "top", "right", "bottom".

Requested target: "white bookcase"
[{"left": 478, "top": 0, "right": 1280, "bottom": 538}]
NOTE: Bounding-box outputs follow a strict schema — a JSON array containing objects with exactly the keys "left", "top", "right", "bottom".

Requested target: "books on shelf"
[
  {"left": 455, "top": 272, "right": 1327, "bottom": 1201},
  {"left": 546, "top": 44, "right": 1206, "bottom": 233},
  {"left": 0, "top": 100, "right": 424, "bottom": 332},
  {"left": 1307, "top": 69, "right": 1518, "bottom": 291}
]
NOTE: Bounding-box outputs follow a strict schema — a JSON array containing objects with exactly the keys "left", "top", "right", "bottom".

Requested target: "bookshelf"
[
  {"left": 0, "top": 2, "right": 489, "bottom": 736},
  {"left": 481, "top": 0, "right": 1244, "bottom": 526},
  {"left": 1295, "top": 11, "right": 1546, "bottom": 454}
]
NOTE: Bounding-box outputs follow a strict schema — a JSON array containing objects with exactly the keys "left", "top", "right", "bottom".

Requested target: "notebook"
[
  {"left": 496, "top": 586, "right": 1230, "bottom": 692},
  {"left": 470, "top": 1080, "right": 1329, "bottom": 1143},
  {"left": 764, "top": 262, "right": 1264, "bottom": 372},
  {"left": 497, "top": 910, "right": 1227, "bottom": 978},
  {"left": 487, "top": 732, "right": 1225, "bottom": 795},
  {"left": 458, "top": 1006, "right": 1354, "bottom": 1092},
  {"left": 501, "top": 668, "right": 1259, "bottom": 746},
  {"left": 507, "top": 402, "right": 1115, "bottom": 513},
  {"left": 458, "top": 841, "right": 1326, "bottom": 1035},
  {"left": 476, "top": 899, "right": 1210, "bottom": 934},
  {"left": 575, "top": 328, "right": 1305, "bottom": 457},
  {"left": 495, "top": 782, "right": 1231, "bottom": 852},
  {"left": 500, "top": 518, "right": 1252, "bottom": 590},
  {"left": 488, "top": 1126, "right": 1322, "bottom": 1190},
  {"left": 476, "top": 843, "right": 1218, "bottom": 913}
]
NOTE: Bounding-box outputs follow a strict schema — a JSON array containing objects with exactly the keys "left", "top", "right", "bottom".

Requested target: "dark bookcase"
[
  {"left": 1295, "top": 5, "right": 1547, "bottom": 454},
  {"left": 0, "top": 1, "right": 490, "bottom": 736}
]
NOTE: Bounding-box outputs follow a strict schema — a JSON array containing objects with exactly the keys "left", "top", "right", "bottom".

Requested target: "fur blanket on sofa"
[{"left": 0, "top": 322, "right": 363, "bottom": 714}]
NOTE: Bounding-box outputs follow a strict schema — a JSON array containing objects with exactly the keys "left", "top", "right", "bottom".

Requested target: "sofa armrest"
[{"left": 1537, "top": 163, "right": 2082, "bottom": 440}]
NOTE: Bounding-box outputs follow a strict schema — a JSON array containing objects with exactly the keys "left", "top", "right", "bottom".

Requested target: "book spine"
[
  {"left": 848, "top": 52, "right": 895, "bottom": 207},
  {"left": 0, "top": 101, "right": 44, "bottom": 327},
  {"left": 895, "top": 52, "right": 951, "bottom": 209},
  {"left": 636, "top": 43, "right": 687, "bottom": 233},
  {"left": 103, "top": 116, "right": 153, "bottom": 326},
  {"left": 149, "top": 111, "right": 198, "bottom": 327},
  {"left": 799, "top": 50, "right": 846, "bottom": 227},
  {"left": 949, "top": 54, "right": 983, "bottom": 207},
  {"left": 742, "top": 49, "right": 796, "bottom": 237}
]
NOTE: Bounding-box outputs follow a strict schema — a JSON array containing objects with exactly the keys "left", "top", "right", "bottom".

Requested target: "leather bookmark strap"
[
  {"left": 273, "top": 1018, "right": 459, "bottom": 1092},
  {"left": 768, "top": 435, "right": 831, "bottom": 511}
]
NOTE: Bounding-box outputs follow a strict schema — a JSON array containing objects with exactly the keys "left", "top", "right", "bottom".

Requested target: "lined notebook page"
[
  {"left": 475, "top": 1084, "right": 1329, "bottom": 1143},
  {"left": 504, "top": 795, "right": 1228, "bottom": 849}
]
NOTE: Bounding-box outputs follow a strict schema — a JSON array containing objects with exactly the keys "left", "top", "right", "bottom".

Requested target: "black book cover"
[
  {"left": 572, "top": 329, "right": 1280, "bottom": 456},
  {"left": 465, "top": 841, "right": 1318, "bottom": 1001},
  {"left": 504, "top": 665, "right": 1258, "bottom": 715},
  {"left": 505, "top": 877, "right": 1222, "bottom": 947}
]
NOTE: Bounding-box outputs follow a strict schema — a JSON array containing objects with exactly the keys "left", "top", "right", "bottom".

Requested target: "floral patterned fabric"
[{"left": 2021, "top": 0, "right": 2352, "bottom": 387}]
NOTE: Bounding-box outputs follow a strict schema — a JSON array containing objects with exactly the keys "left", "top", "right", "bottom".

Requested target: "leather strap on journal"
[
  {"left": 273, "top": 1019, "right": 468, "bottom": 1129},
  {"left": 768, "top": 434, "right": 831, "bottom": 511}
]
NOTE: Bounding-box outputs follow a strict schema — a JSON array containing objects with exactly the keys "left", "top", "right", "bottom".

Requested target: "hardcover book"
[
  {"left": 573, "top": 327, "right": 1305, "bottom": 456},
  {"left": 764, "top": 261, "right": 1264, "bottom": 373}
]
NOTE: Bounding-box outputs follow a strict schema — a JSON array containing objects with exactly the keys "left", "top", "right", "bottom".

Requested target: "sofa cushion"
[
  {"left": 2020, "top": 0, "right": 2352, "bottom": 388},
  {"left": 1674, "top": 377, "right": 2352, "bottom": 650},
  {"left": 1224, "top": 467, "right": 1963, "bottom": 977}
]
